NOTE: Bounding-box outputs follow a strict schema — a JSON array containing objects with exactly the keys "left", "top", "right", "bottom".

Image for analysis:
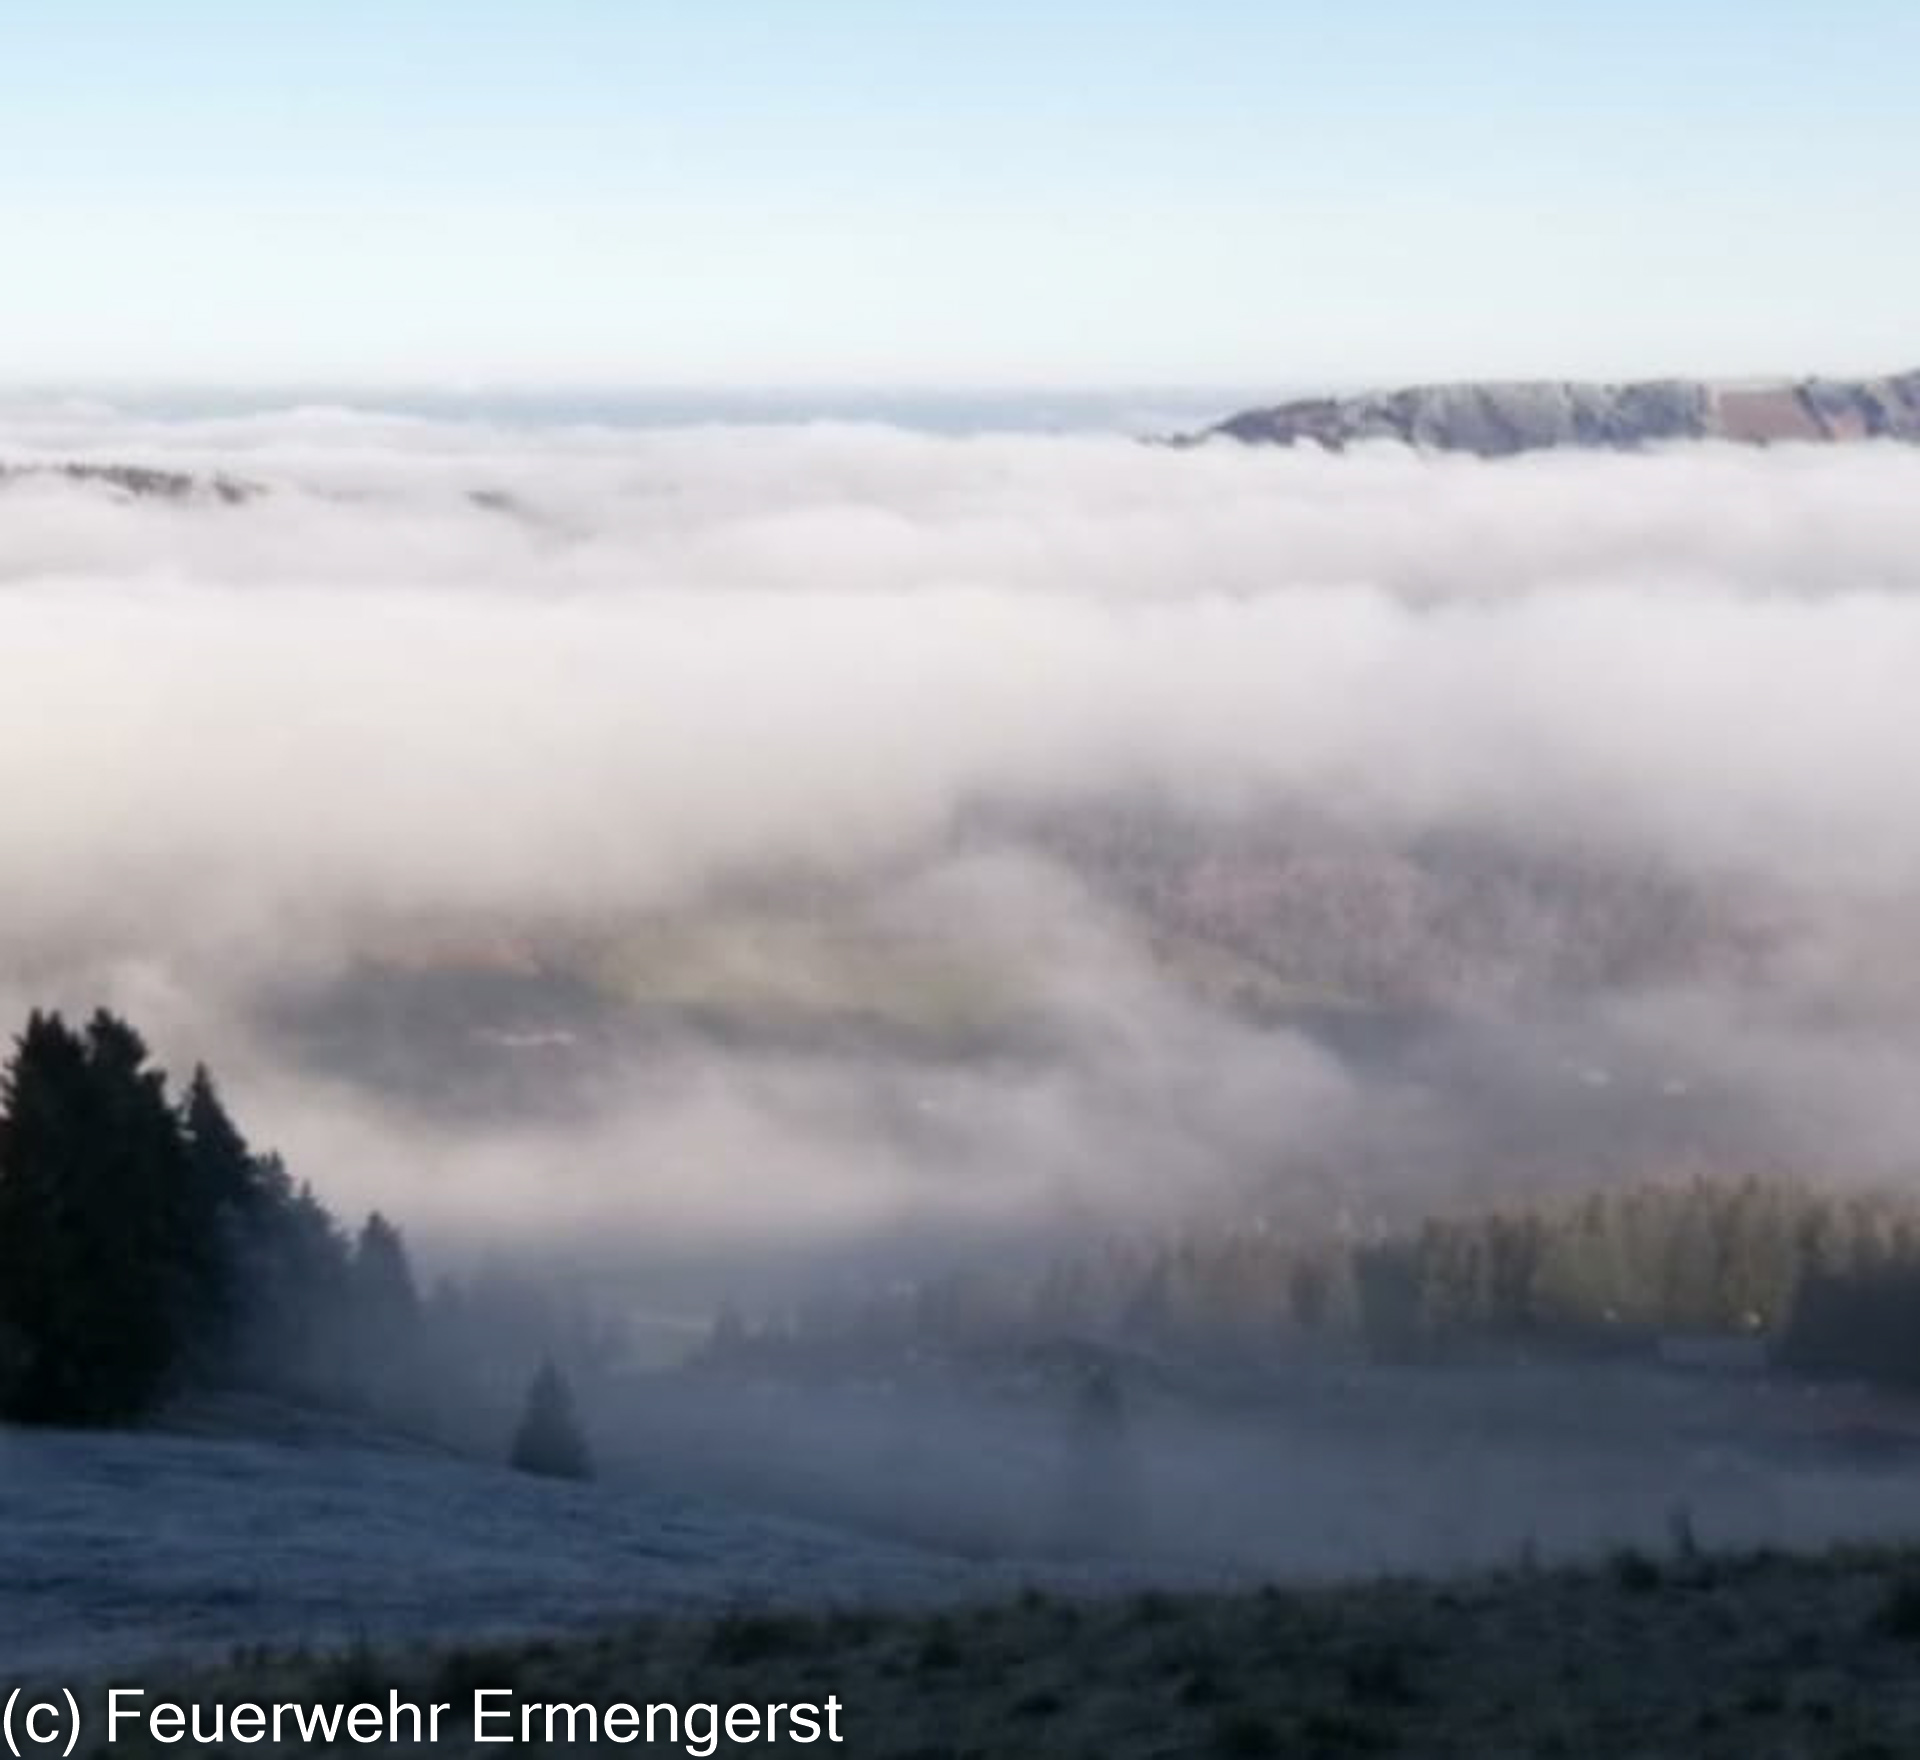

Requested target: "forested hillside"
[
  {"left": 711, "top": 1174, "right": 1920, "bottom": 1388},
  {"left": 0, "top": 1008, "right": 601, "bottom": 1441}
]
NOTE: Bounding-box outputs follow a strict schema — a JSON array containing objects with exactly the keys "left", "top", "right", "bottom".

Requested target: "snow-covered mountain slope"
[{"left": 1197, "top": 368, "right": 1920, "bottom": 455}]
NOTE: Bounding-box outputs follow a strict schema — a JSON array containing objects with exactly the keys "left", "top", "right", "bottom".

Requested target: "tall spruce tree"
[
  {"left": 177, "top": 1064, "right": 260, "bottom": 1371},
  {"left": 0, "top": 1012, "right": 199, "bottom": 1423},
  {"left": 352, "top": 1212, "right": 421, "bottom": 1333},
  {"left": 0, "top": 1013, "right": 93, "bottom": 1417},
  {"left": 240, "top": 1164, "right": 355, "bottom": 1397},
  {"left": 509, "top": 1358, "right": 593, "bottom": 1480}
]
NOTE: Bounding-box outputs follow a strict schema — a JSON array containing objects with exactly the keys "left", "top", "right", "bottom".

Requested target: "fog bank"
[{"left": 4, "top": 411, "right": 1919, "bottom": 1280}]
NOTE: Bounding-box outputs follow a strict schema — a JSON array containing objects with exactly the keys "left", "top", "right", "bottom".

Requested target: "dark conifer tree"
[
  {"left": 343, "top": 1210, "right": 424, "bottom": 1404},
  {"left": 182, "top": 1065, "right": 258, "bottom": 1216},
  {"left": 175, "top": 1063, "right": 260, "bottom": 1368},
  {"left": 509, "top": 1358, "right": 593, "bottom": 1480},
  {"left": 0, "top": 1011, "right": 194, "bottom": 1423},
  {"left": 81, "top": 1010, "right": 197, "bottom": 1413},
  {"left": 239, "top": 1168, "right": 355, "bottom": 1396},
  {"left": 352, "top": 1212, "right": 421, "bottom": 1333},
  {"left": 0, "top": 1013, "right": 93, "bottom": 1417}
]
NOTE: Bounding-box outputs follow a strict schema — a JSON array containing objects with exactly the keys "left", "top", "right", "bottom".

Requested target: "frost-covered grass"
[
  {"left": 0, "top": 1420, "right": 1053, "bottom": 1675},
  {"left": 14, "top": 1355, "right": 1920, "bottom": 1714},
  {"left": 80, "top": 1546, "right": 1920, "bottom": 1758}
]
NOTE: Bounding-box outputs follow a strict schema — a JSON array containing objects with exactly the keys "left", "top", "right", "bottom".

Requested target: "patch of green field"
[
  {"left": 592, "top": 912, "right": 1041, "bottom": 1039},
  {"left": 581, "top": 904, "right": 1379, "bottom": 1049}
]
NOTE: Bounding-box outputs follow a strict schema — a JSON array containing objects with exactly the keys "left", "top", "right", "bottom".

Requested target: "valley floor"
[{"left": 73, "top": 1543, "right": 1920, "bottom": 1758}]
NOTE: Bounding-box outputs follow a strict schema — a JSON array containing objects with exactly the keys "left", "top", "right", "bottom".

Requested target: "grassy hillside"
[
  {"left": 83, "top": 1544, "right": 1920, "bottom": 1758},
  {"left": 0, "top": 1420, "right": 1029, "bottom": 1676}
]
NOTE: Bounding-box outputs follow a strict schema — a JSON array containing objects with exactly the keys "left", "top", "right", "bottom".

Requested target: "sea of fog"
[{"left": 2, "top": 405, "right": 1920, "bottom": 1310}]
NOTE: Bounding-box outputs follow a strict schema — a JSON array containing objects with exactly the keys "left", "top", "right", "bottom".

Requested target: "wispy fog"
[{"left": 4, "top": 411, "right": 1920, "bottom": 1289}]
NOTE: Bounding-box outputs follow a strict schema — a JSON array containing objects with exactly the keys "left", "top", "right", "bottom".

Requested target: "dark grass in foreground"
[{"left": 88, "top": 1546, "right": 1920, "bottom": 1758}]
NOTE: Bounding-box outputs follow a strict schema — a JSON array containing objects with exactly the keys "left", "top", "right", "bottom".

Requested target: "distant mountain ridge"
[{"left": 1196, "top": 368, "right": 1920, "bottom": 456}]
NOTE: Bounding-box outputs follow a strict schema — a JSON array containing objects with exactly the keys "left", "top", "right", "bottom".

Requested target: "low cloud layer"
[{"left": 4, "top": 411, "right": 1920, "bottom": 1282}]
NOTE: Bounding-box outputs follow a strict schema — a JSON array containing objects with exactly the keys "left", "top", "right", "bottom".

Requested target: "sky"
[{"left": 1, "top": 1, "right": 1917, "bottom": 393}]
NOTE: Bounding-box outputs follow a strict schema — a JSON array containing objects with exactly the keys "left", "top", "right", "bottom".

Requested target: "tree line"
[
  {"left": 0, "top": 1008, "right": 595, "bottom": 1474},
  {"left": 0, "top": 1008, "right": 412, "bottom": 1423},
  {"left": 708, "top": 1173, "right": 1920, "bottom": 1388}
]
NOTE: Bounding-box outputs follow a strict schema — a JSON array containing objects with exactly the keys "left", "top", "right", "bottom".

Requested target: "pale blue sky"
[{"left": 3, "top": 1, "right": 1915, "bottom": 390}]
